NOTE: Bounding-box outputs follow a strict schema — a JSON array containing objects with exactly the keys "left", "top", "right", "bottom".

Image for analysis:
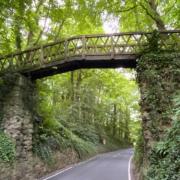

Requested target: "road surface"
[{"left": 42, "top": 148, "right": 133, "bottom": 180}]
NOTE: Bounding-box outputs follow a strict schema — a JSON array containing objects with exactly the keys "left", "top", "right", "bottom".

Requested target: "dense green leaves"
[
  {"left": 137, "top": 53, "right": 180, "bottom": 179},
  {"left": 146, "top": 94, "right": 180, "bottom": 180},
  {"left": 0, "top": 132, "right": 15, "bottom": 163}
]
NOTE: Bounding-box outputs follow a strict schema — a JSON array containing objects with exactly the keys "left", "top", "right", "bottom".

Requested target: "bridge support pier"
[
  {"left": 0, "top": 73, "right": 35, "bottom": 180},
  {"left": 137, "top": 52, "right": 180, "bottom": 176}
]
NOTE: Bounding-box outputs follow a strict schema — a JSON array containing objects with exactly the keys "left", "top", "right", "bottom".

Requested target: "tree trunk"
[
  {"left": 140, "top": 0, "right": 166, "bottom": 31},
  {"left": 124, "top": 108, "right": 130, "bottom": 142},
  {"left": 76, "top": 70, "right": 82, "bottom": 121},
  {"left": 148, "top": 0, "right": 166, "bottom": 30},
  {"left": 70, "top": 71, "right": 75, "bottom": 101},
  {"left": 112, "top": 103, "right": 117, "bottom": 137}
]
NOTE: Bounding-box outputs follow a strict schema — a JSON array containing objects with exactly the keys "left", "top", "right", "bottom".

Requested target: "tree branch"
[
  {"left": 33, "top": 1, "right": 51, "bottom": 45},
  {"left": 53, "top": 19, "right": 66, "bottom": 41},
  {"left": 114, "top": 5, "right": 137, "bottom": 14},
  {"left": 26, "top": 0, "right": 45, "bottom": 46},
  {"left": 140, "top": 1, "right": 166, "bottom": 30}
]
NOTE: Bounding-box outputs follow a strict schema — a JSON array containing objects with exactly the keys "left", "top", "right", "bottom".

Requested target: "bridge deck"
[
  {"left": 0, "top": 30, "right": 179, "bottom": 79},
  {"left": 23, "top": 54, "right": 138, "bottom": 79}
]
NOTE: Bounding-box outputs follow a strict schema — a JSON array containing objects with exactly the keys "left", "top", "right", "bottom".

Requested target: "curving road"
[{"left": 42, "top": 148, "right": 133, "bottom": 180}]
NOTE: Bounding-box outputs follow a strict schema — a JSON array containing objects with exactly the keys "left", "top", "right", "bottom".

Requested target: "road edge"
[
  {"left": 128, "top": 155, "right": 133, "bottom": 180},
  {"left": 39, "top": 155, "right": 98, "bottom": 180}
]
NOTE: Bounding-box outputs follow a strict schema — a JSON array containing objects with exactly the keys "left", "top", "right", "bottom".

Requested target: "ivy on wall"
[
  {"left": 0, "top": 76, "right": 15, "bottom": 164},
  {"left": 0, "top": 131, "right": 16, "bottom": 163},
  {"left": 146, "top": 93, "right": 180, "bottom": 180},
  {"left": 136, "top": 52, "right": 180, "bottom": 180}
]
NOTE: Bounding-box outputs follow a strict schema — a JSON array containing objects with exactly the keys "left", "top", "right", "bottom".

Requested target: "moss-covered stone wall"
[
  {"left": 137, "top": 52, "right": 180, "bottom": 177},
  {"left": 0, "top": 73, "right": 35, "bottom": 180}
]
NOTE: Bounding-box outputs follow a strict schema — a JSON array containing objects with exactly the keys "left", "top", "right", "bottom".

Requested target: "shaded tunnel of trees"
[{"left": 0, "top": 0, "right": 179, "bottom": 180}]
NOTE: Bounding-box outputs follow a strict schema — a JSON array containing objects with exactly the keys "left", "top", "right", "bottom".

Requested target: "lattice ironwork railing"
[{"left": 0, "top": 30, "right": 179, "bottom": 73}]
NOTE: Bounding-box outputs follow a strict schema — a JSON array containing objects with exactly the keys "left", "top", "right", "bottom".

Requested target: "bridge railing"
[{"left": 0, "top": 30, "right": 179, "bottom": 73}]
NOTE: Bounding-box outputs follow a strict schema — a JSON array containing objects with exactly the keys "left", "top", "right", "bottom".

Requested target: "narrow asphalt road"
[{"left": 42, "top": 148, "right": 133, "bottom": 180}]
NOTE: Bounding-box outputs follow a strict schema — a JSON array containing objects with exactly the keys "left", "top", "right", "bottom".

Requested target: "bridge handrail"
[
  {"left": 0, "top": 30, "right": 179, "bottom": 60},
  {"left": 0, "top": 30, "right": 179, "bottom": 74}
]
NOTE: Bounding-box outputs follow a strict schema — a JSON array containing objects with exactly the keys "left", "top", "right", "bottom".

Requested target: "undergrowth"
[
  {"left": 33, "top": 118, "right": 96, "bottom": 163},
  {"left": 33, "top": 114, "right": 123, "bottom": 164}
]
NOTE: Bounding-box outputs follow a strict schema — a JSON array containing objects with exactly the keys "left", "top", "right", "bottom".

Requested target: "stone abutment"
[
  {"left": 0, "top": 73, "right": 35, "bottom": 180},
  {"left": 137, "top": 52, "right": 180, "bottom": 177}
]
